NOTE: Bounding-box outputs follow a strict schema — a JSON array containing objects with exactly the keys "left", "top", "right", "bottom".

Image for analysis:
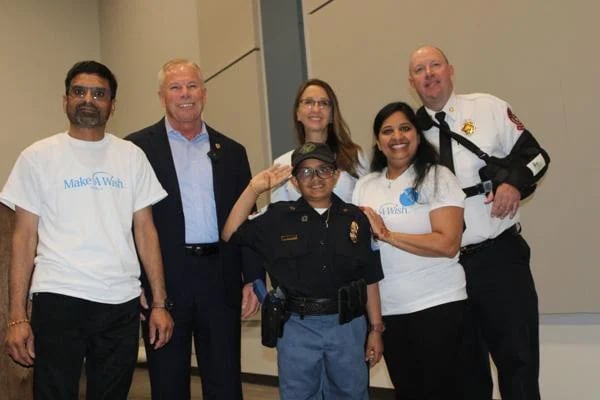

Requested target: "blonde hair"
[{"left": 157, "top": 58, "right": 204, "bottom": 88}]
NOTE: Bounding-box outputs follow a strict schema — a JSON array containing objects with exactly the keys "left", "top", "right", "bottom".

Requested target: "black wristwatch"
[{"left": 151, "top": 298, "right": 174, "bottom": 312}]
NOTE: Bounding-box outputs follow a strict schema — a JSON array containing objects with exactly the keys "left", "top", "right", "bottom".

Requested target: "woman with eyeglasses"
[
  {"left": 222, "top": 142, "right": 384, "bottom": 400},
  {"left": 271, "top": 79, "right": 367, "bottom": 203},
  {"left": 353, "top": 102, "right": 467, "bottom": 400}
]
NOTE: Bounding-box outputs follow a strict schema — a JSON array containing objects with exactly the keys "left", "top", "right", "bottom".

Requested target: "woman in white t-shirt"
[
  {"left": 271, "top": 79, "right": 367, "bottom": 203},
  {"left": 353, "top": 102, "right": 467, "bottom": 400}
]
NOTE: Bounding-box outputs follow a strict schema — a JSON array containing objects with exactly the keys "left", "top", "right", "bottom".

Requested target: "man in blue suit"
[{"left": 126, "top": 58, "right": 262, "bottom": 400}]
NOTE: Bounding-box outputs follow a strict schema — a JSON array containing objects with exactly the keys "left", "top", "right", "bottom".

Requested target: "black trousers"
[
  {"left": 460, "top": 230, "right": 540, "bottom": 400},
  {"left": 142, "top": 252, "right": 242, "bottom": 400},
  {"left": 382, "top": 300, "right": 466, "bottom": 400},
  {"left": 31, "top": 293, "right": 140, "bottom": 400}
]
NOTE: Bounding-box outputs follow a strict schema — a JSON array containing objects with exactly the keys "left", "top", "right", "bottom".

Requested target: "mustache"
[{"left": 76, "top": 102, "right": 99, "bottom": 113}]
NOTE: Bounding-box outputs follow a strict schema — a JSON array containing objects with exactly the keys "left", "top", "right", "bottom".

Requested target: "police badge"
[
  {"left": 349, "top": 221, "right": 359, "bottom": 243},
  {"left": 462, "top": 120, "right": 475, "bottom": 136}
]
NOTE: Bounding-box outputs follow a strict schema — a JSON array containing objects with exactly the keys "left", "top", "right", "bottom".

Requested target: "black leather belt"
[
  {"left": 460, "top": 224, "right": 520, "bottom": 256},
  {"left": 286, "top": 296, "right": 338, "bottom": 316},
  {"left": 463, "top": 180, "right": 493, "bottom": 198},
  {"left": 184, "top": 243, "right": 219, "bottom": 257}
]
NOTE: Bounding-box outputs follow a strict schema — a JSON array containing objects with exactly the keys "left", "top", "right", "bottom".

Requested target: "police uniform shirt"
[
  {"left": 423, "top": 93, "right": 524, "bottom": 246},
  {"left": 229, "top": 194, "right": 383, "bottom": 299}
]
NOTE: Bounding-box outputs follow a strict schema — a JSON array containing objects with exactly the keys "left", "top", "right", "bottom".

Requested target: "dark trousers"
[
  {"left": 460, "top": 230, "right": 540, "bottom": 400},
  {"left": 382, "top": 300, "right": 466, "bottom": 400},
  {"left": 30, "top": 293, "right": 140, "bottom": 400},
  {"left": 142, "top": 252, "right": 242, "bottom": 400}
]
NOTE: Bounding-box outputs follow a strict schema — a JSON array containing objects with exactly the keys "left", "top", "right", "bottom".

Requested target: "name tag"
[{"left": 280, "top": 234, "right": 298, "bottom": 242}]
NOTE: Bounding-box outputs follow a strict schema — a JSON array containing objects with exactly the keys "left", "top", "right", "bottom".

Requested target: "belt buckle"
[{"left": 480, "top": 180, "right": 493, "bottom": 194}]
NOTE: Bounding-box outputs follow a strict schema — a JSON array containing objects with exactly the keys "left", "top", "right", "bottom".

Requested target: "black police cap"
[{"left": 291, "top": 142, "right": 336, "bottom": 169}]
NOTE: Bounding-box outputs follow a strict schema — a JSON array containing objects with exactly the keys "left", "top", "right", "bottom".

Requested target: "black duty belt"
[
  {"left": 463, "top": 180, "right": 493, "bottom": 198},
  {"left": 184, "top": 243, "right": 219, "bottom": 257},
  {"left": 460, "top": 224, "right": 520, "bottom": 256},
  {"left": 286, "top": 296, "right": 338, "bottom": 316}
]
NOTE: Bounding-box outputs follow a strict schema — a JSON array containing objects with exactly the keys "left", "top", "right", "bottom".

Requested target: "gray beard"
[{"left": 68, "top": 105, "right": 106, "bottom": 128}]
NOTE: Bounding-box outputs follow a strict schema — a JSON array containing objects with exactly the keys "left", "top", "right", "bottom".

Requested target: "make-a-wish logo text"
[
  {"left": 378, "top": 202, "right": 409, "bottom": 216},
  {"left": 64, "top": 171, "right": 125, "bottom": 190}
]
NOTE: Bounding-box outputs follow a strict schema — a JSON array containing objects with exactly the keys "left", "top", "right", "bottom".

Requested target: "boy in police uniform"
[{"left": 222, "top": 142, "right": 384, "bottom": 400}]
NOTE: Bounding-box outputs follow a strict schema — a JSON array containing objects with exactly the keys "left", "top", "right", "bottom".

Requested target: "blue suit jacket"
[{"left": 126, "top": 118, "right": 263, "bottom": 306}]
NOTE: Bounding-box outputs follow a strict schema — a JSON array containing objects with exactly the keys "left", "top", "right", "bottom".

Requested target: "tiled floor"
[
  {"left": 80, "top": 367, "right": 395, "bottom": 399},
  {"left": 127, "top": 368, "right": 280, "bottom": 400}
]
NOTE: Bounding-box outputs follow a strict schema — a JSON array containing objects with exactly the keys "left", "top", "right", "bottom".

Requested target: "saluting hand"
[{"left": 249, "top": 164, "right": 293, "bottom": 195}]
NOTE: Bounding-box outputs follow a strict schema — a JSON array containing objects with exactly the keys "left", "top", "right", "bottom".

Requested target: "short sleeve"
[
  {"left": 132, "top": 146, "right": 167, "bottom": 211},
  {"left": 0, "top": 151, "right": 42, "bottom": 214},
  {"left": 421, "top": 166, "right": 465, "bottom": 211}
]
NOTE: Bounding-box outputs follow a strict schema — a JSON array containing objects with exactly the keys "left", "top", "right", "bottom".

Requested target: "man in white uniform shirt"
[
  {"left": 1, "top": 61, "right": 173, "bottom": 400},
  {"left": 408, "top": 46, "right": 549, "bottom": 400}
]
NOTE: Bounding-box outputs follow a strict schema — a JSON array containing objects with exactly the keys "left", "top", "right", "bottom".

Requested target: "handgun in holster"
[
  {"left": 337, "top": 279, "right": 367, "bottom": 324},
  {"left": 261, "top": 288, "right": 288, "bottom": 348}
]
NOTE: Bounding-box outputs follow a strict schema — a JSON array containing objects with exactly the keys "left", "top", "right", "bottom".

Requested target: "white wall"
[
  {"left": 0, "top": 0, "right": 101, "bottom": 184},
  {"left": 98, "top": 0, "right": 271, "bottom": 176}
]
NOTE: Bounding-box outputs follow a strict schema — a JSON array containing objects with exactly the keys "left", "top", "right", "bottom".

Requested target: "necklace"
[
  {"left": 325, "top": 206, "right": 331, "bottom": 228},
  {"left": 385, "top": 170, "right": 394, "bottom": 189}
]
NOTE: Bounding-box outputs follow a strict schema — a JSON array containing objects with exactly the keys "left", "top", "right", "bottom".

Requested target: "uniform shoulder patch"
[{"left": 507, "top": 108, "right": 525, "bottom": 131}]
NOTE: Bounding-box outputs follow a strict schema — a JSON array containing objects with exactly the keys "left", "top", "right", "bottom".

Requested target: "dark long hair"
[
  {"left": 371, "top": 102, "right": 439, "bottom": 191},
  {"left": 292, "top": 79, "right": 361, "bottom": 177}
]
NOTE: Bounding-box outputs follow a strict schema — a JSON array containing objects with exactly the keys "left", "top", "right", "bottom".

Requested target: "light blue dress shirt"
[{"left": 165, "top": 118, "right": 219, "bottom": 243}]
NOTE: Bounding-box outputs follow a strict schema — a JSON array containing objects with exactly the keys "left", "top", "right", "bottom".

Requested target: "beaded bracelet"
[{"left": 7, "top": 319, "right": 30, "bottom": 328}]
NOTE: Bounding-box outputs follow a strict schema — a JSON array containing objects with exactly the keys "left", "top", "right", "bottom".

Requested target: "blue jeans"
[{"left": 277, "top": 313, "right": 368, "bottom": 400}]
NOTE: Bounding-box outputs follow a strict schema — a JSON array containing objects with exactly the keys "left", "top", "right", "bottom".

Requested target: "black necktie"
[{"left": 435, "top": 111, "right": 454, "bottom": 173}]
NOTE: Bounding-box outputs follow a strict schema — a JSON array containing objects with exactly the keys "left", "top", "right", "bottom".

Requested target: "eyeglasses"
[
  {"left": 295, "top": 164, "right": 336, "bottom": 180},
  {"left": 68, "top": 85, "right": 109, "bottom": 100},
  {"left": 299, "top": 98, "right": 332, "bottom": 109}
]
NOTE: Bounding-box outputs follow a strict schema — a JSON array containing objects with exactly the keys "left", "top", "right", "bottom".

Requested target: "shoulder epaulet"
[
  {"left": 268, "top": 201, "right": 298, "bottom": 212},
  {"left": 337, "top": 203, "right": 362, "bottom": 217}
]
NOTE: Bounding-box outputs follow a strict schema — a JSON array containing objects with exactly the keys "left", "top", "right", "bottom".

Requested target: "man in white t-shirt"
[
  {"left": 1, "top": 61, "right": 174, "bottom": 400},
  {"left": 408, "top": 46, "right": 549, "bottom": 400}
]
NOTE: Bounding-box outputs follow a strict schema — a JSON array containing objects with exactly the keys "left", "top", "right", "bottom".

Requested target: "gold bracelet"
[
  {"left": 248, "top": 180, "right": 260, "bottom": 196},
  {"left": 7, "top": 319, "right": 30, "bottom": 328}
]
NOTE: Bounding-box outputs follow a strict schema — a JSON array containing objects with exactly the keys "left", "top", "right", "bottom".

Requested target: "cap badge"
[{"left": 298, "top": 142, "right": 317, "bottom": 154}]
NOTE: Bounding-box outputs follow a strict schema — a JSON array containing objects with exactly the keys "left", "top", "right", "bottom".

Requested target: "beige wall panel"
[
  {"left": 98, "top": 0, "right": 202, "bottom": 136},
  {"left": 0, "top": 0, "right": 101, "bottom": 183},
  {"left": 302, "top": 0, "right": 599, "bottom": 313},
  {"left": 196, "top": 0, "right": 258, "bottom": 76},
  {"left": 202, "top": 52, "right": 270, "bottom": 177}
]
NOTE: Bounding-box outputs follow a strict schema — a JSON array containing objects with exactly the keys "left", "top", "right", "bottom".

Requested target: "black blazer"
[{"left": 126, "top": 118, "right": 263, "bottom": 306}]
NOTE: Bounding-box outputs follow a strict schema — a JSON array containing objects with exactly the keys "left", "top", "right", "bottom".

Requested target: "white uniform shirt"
[
  {"left": 423, "top": 93, "right": 524, "bottom": 245},
  {"left": 0, "top": 133, "right": 167, "bottom": 304},
  {"left": 270, "top": 149, "right": 369, "bottom": 204},
  {"left": 352, "top": 165, "right": 467, "bottom": 315}
]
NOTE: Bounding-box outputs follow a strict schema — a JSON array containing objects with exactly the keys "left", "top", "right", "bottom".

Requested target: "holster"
[
  {"left": 337, "top": 279, "right": 367, "bottom": 324},
  {"left": 261, "top": 292, "right": 287, "bottom": 348}
]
